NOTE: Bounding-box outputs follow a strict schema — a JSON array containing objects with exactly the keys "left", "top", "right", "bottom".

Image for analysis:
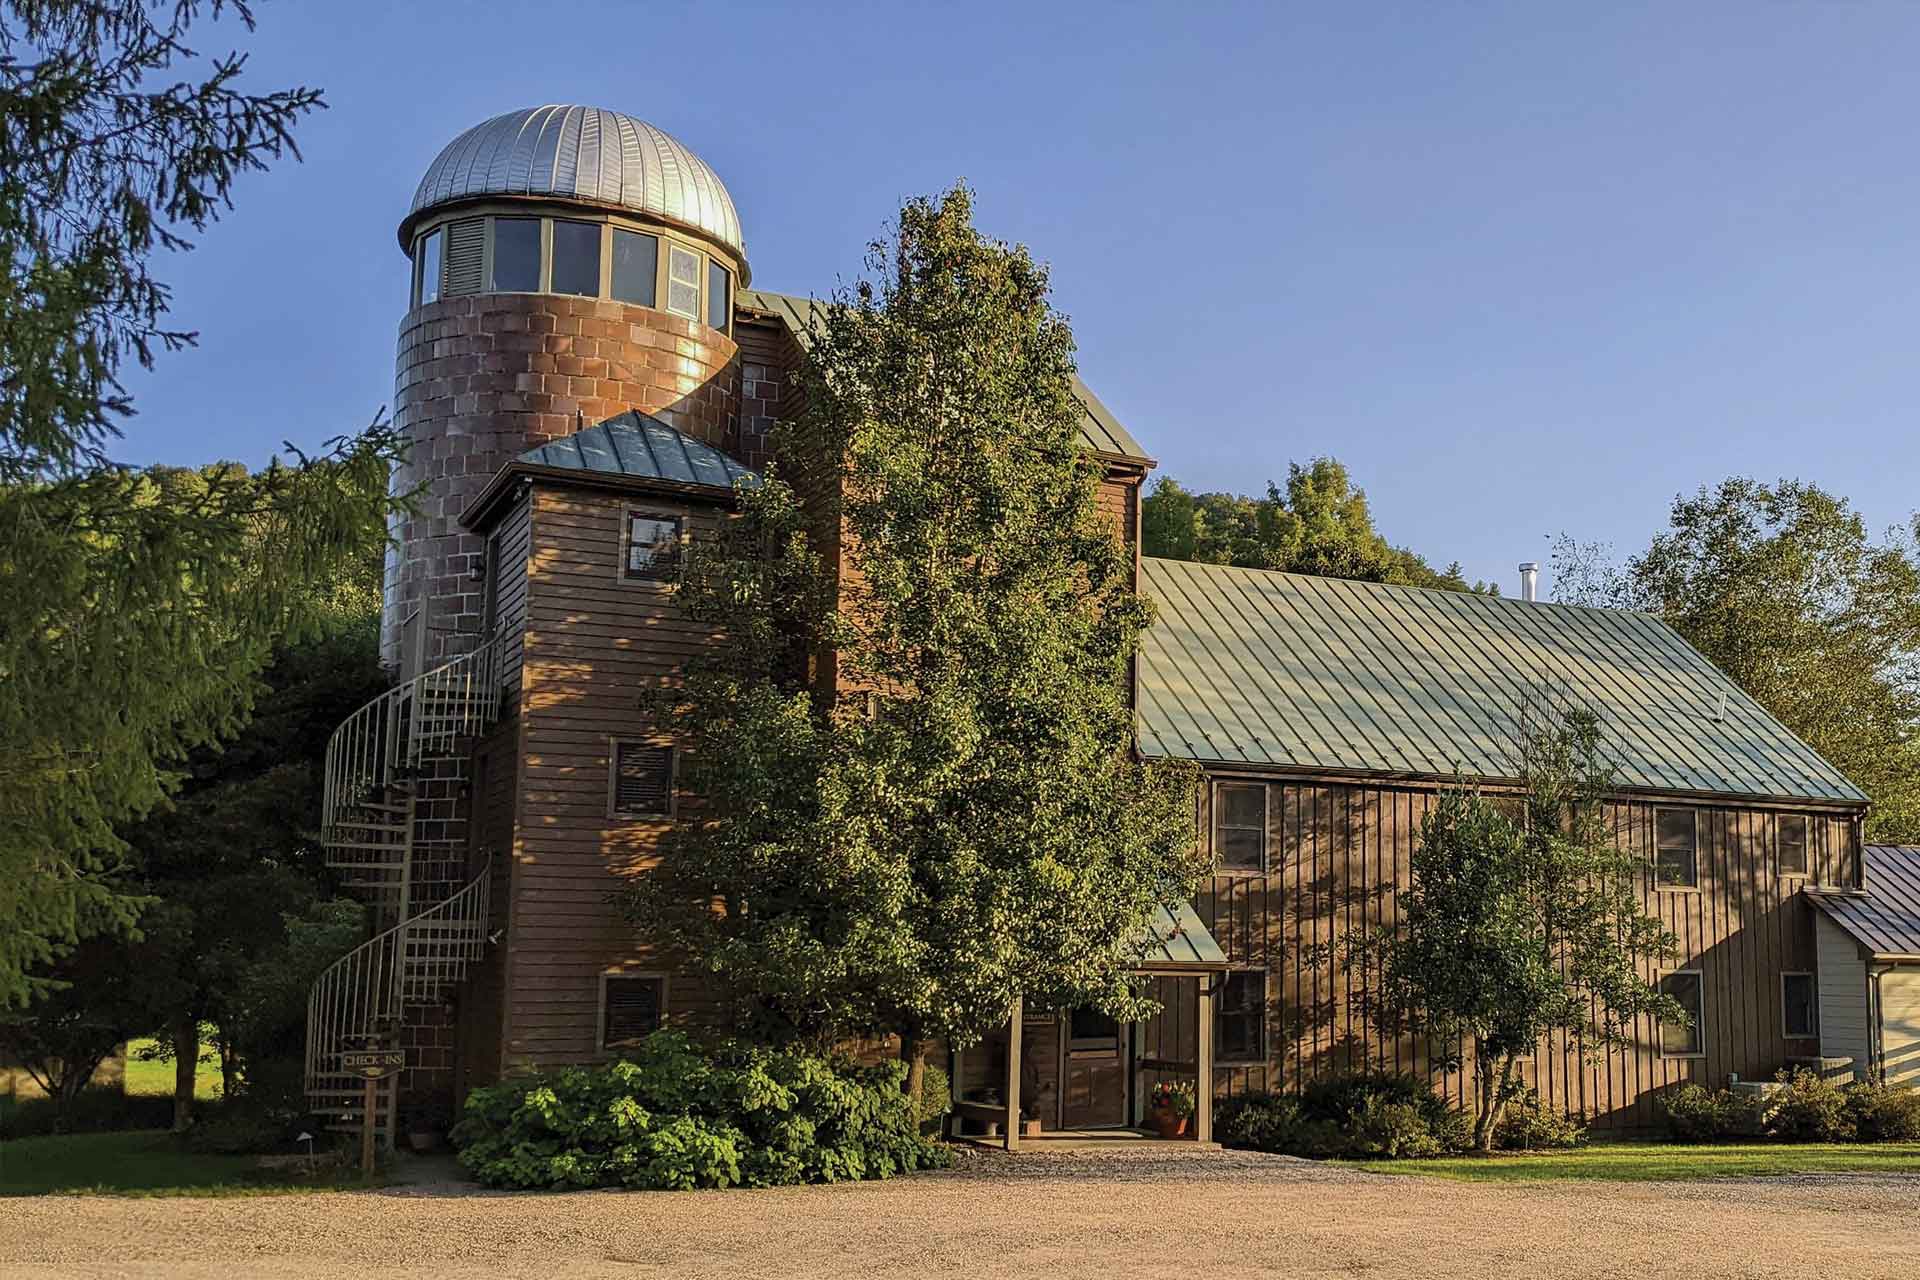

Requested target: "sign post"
[{"left": 341, "top": 1049, "right": 406, "bottom": 1181}]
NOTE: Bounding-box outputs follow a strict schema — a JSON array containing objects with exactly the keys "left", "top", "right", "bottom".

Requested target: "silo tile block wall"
[{"left": 382, "top": 292, "right": 740, "bottom": 666}]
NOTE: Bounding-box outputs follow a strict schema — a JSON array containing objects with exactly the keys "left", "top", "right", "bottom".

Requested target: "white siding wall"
[
  {"left": 1816, "top": 914, "right": 1872, "bottom": 1072},
  {"left": 1881, "top": 969, "right": 1920, "bottom": 1087}
]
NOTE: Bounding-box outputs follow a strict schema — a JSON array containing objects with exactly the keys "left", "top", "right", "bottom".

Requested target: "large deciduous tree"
[
  {"left": 1362, "top": 690, "right": 1681, "bottom": 1151},
  {"left": 624, "top": 185, "right": 1207, "bottom": 1100},
  {"left": 1141, "top": 461, "right": 1492, "bottom": 592},
  {"left": 0, "top": 0, "right": 403, "bottom": 1004},
  {"left": 1552, "top": 478, "right": 1920, "bottom": 842}
]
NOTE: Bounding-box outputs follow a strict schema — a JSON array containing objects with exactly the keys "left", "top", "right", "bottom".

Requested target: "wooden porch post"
[
  {"left": 1005, "top": 996, "right": 1023, "bottom": 1153},
  {"left": 1195, "top": 977, "right": 1214, "bottom": 1144}
]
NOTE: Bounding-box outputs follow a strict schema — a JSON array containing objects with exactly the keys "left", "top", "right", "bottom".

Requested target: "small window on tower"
[
  {"left": 490, "top": 217, "right": 541, "bottom": 292},
  {"left": 624, "top": 512, "right": 682, "bottom": 581},
  {"left": 609, "top": 740, "right": 673, "bottom": 819},
  {"left": 611, "top": 229, "right": 658, "bottom": 306},
  {"left": 550, "top": 220, "right": 601, "bottom": 297},
  {"left": 414, "top": 228, "right": 443, "bottom": 306},
  {"left": 600, "top": 974, "right": 666, "bottom": 1049},
  {"left": 707, "top": 259, "right": 732, "bottom": 333},
  {"left": 666, "top": 245, "right": 701, "bottom": 319}
]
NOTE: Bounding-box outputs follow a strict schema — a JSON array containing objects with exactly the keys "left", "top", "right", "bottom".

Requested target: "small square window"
[
  {"left": 624, "top": 512, "right": 682, "bottom": 581},
  {"left": 1782, "top": 972, "right": 1817, "bottom": 1039},
  {"left": 550, "top": 220, "right": 601, "bottom": 297},
  {"left": 1216, "top": 970, "right": 1267, "bottom": 1063},
  {"left": 1779, "top": 815, "right": 1809, "bottom": 877},
  {"left": 1659, "top": 970, "right": 1704, "bottom": 1056},
  {"left": 666, "top": 245, "right": 701, "bottom": 319},
  {"left": 610, "top": 741, "right": 672, "bottom": 818},
  {"left": 611, "top": 229, "right": 658, "bottom": 307},
  {"left": 1654, "top": 808, "right": 1698, "bottom": 888},
  {"left": 489, "top": 217, "right": 541, "bottom": 293},
  {"left": 1214, "top": 783, "right": 1266, "bottom": 873},
  {"left": 600, "top": 974, "right": 665, "bottom": 1049}
]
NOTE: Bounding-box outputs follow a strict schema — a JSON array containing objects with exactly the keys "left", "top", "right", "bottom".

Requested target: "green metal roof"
[
  {"left": 1136, "top": 557, "right": 1868, "bottom": 806},
  {"left": 1136, "top": 900, "right": 1229, "bottom": 971},
  {"left": 519, "top": 410, "right": 759, "bottom": 491},
  {"left": 737, "top": 288, "right": 1152, "bottom": 464}
]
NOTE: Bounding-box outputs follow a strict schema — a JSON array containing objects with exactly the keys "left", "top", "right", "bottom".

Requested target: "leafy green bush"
[
  {"left": 1494, "top": 1088, "right": 1586, "bottom": 1150},
  {"left": 1657, "top": 1083, "right": 1773, "bottom": 1141},
  {"left": 1769, "top": 1069, "right": 1854, "bottom": 1142},
  {"left": 1215, "top": 1073, "right": 1468, "bottom": 1160},
  {"left": 452, "top": 1031, "right": 950, "bottom": 1191},
  {"left": 1846, "top": 1079, "right": 1920, "bottom": 1142},
  {"left": 914, "top": 1064, "right": 951, "bottom": 1133},
  {"left": 0, "top": 1088, "right": 172, "bottom": 1138}
]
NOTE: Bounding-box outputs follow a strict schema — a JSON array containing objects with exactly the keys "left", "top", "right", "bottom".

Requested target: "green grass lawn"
[
  {"left": 0, "top": 1130, "right": 368, "bottom": 1197},
  {"left": 120, "top": 1037, "right": 224, "bottom": 1101},
  {"left": 1351, "top": 1140, "right": 1920, "bottom": 1182}
]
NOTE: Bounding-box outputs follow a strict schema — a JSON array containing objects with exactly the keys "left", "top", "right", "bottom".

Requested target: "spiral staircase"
[{"left": 304, "top": 636, "right": 503, "bottom": 1144}]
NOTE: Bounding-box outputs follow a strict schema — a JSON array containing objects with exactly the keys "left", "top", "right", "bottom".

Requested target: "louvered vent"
[
  {"left": 612, "top": 742, "right": 672, "bottom": 816},
  {"left": 443, "top": 217, "right": 485, "bottom": 296},
  {"left": 602, "top": 975, "right": 663, "bottom": 1047}
]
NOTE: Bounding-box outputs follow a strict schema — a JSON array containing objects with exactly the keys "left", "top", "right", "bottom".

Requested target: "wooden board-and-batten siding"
[
  {"left": 1186, "top": 774, "right": 1859, "bottom": 1129},
  {"left": 496, "top": 482, "right": 726, "bottom": 1070}
]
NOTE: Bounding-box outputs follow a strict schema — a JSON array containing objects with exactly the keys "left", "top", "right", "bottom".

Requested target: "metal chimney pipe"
[{"left": 1518, "top": 562, "right": 1540, "bottom": 602}]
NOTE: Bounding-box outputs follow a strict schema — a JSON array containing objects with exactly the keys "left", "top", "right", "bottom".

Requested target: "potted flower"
[{"left": 1148, "top": 1080, "right": 1196, "bottom": 1138}]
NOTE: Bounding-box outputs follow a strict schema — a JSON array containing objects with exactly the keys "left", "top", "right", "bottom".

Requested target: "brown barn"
[{"left": 304, "top": 103, "right": 1884, "bottom": 1148}]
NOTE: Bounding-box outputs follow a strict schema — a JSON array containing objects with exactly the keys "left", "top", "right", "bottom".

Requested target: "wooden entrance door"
[{"left": 1061, "top": 1007, "right": 1127, "bottom": 1127}]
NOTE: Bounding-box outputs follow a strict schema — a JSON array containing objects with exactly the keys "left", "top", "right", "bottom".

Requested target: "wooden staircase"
[{"left": 304, "top": 638, "right": 503, "bottom": 1145}]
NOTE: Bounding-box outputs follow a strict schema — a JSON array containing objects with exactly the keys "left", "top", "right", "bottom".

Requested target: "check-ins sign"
[{"left": 341, "top": 1050, "right": 406, "bottom": 1079}]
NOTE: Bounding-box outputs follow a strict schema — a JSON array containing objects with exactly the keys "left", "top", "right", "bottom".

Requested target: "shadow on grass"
[{"left": 0, "top": 1130, "right": 375, "bottom": 1198}]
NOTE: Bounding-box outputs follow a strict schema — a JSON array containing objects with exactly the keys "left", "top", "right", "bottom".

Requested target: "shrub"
[
  {"left": 914, "top": 1064, "right": 951, "bottom": 1133},
  {"left": 182, "top": 1056, "right": 320, "bottom": 1155},
  {"left": 1494, "top": 1088, "right": 1586, "bottom": 1151},
  {"left": 1657, "top": 1083, "right": 1772, "bottom": 1141},
  {"left": 0, "top": 1088, "right": 172, "bottom": 1138},
  {"left": 452, "top": 1031, "right": 950, "bottom": 1191},
  {"left": 1148, "top": 1079, "right": 1196, "bottom": 1119},
  {"left": 1845, "top": 1079, "right": 1920, "bottom": 1142},
  {"left": 1216, "top": 1073, "right": 1468, "bottom": 1160},
  {"left": 1769, "top": 1068, "right": 1854, "bottom": 1142}
]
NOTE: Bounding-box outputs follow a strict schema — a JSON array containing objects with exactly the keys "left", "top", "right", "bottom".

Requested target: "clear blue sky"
[{"left": 124, "top": 0, "right": 1920, "bottom": 595}]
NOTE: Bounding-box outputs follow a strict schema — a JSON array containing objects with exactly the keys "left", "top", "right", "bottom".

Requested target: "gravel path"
[{"left": 4, "top": 1147, "right": 1918, "bottom": 1279}]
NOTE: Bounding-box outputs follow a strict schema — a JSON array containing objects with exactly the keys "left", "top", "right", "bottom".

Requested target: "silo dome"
[{"left": 402, "top": 104, "right": 745, "bottom": 266}]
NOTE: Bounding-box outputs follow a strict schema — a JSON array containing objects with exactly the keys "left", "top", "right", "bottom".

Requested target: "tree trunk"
[
  {"left": 216, "top": 1031, "right": 240, "bottom": 1098},
  {"left": 900, "top": 1032, "right": 928, "bottom": 1116},
  {"left": 170, "top": 1016, "right": 198, "bottom": 1132},
  {"left": 1472, "top": 1049, "right": 1520, "bottom": 1153}
]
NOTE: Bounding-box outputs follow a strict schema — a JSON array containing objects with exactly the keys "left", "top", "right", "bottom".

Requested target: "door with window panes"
[{"left": 1061, "top": 1007, "right": 1127, "bottom": 1127}]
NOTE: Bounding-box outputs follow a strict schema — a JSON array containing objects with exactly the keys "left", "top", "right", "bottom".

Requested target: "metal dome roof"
[{"left": 405, "top": 105, "right": 745, "bottom": 263}]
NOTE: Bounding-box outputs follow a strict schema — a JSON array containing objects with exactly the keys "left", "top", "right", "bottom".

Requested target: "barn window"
[
  {"left": 624, "top": 512, "right": 682, "bottom": 581},
  {"left": 1214, "top": 782, "right": 1266, "bottom": 873},
  {"left": 609, "top": 740, "right": 673, "bottom": 818},
  {"left": 707, "top": 258, "right": 732, "bottom": 334},
  {"left": 550, "top": 219, "right": 602, "bottom": 297},
  {"left": 1779, "top": 815, "right": 1809, "bottom": 877},
  {"left": 1215, "top": 970, "right": 1267, "bottom": 1063},
  {"left": 1659, "top": 970, "right": 1704, "bottom": 1056},
  {"left": 1782, "top": 972, "right": 1818, "bottom": 1039},
  {"left": 489, "top": 217, "right": 542, "bottom": 292},
  {"left": 666, "top": 244, "right": 702, "bottom": 319},
  {"left": 600, "top": 974, "right": 666, "bottom": 1050},
  {"left": 413, "top": 227, "right": 443, "bottom": 306},
  {"left": 1654, "top": 808, "right": 1698, "bottom": 888},
  {"left": 611, "top": 229, "right": 658, "bottom": 306}
]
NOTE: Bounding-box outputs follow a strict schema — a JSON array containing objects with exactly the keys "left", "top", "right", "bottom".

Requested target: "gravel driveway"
[{"left": 4, "top": 1146, "right": 1918, "bottom": 1279}]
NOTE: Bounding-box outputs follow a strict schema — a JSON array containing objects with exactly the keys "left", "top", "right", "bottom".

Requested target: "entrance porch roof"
[{"left": 1136, "top": 901, "right": 1230, "bottom": 973}]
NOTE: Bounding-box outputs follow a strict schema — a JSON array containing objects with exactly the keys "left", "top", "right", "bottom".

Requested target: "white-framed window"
[
  {"left": 598, "top": 972, "right": 668, "bottom": 1050},
  {"left": 623, "top": 511, "right": 682, "bottom": 581},
  {"left": 609, "top": 739, "right": 673, "bottom": 819},
  {"left": 1659, "top": 969, "right": 1705, "bottom": 1057},
  {"left": 666, "top": 244, "right": 702, "bottom": 319},
  {"left": 1214, "top": 782, "right": 1266, "bottom": 874},
  {"left": 1782, "top": 972, "right": 1818, "bottom": 1039},
  {"left": 1654, "top": 808, "right": 1698, "bottom": 889},
  {"left": 1779, "top": 814, "right": 1810, "bottom": 878},
  {"left": 1215, "top": 969, "right": 1267, "bottom": 1064}
]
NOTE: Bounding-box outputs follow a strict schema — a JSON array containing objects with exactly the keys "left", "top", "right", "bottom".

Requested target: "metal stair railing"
[{"left": 304, "top": 857, "right": 493, "bottom": 1141}]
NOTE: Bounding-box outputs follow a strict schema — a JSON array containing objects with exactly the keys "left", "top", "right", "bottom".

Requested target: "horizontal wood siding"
[
  {"left": 1815, "top": 913, "right": 1872, "bottom": 1071},
  {"left": 1194, "top": 774, "right": 1860, "bottom": 1129},
  {"left": 501, "top": 483, "right": 728, "bottom": 1071},
  {"left": 1880, "top": 969, "right": 1920, "bottom": 1087}
]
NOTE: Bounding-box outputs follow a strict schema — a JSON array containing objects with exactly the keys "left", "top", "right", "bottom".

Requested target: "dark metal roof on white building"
[
  {"left": 1809, "top": 847, "right": 1920, "bottom": 960},
  {"left": 408, "top": 105, "right": 745, "bottom": 262}
]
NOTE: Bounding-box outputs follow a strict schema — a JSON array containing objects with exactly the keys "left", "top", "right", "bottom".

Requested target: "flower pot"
[
  {"left": 406, "top": 1129, "right": 442, "bottom": 1154},
  {"left": 1150, "top": 1107, "right": 1190, "bottom": 1139}
]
